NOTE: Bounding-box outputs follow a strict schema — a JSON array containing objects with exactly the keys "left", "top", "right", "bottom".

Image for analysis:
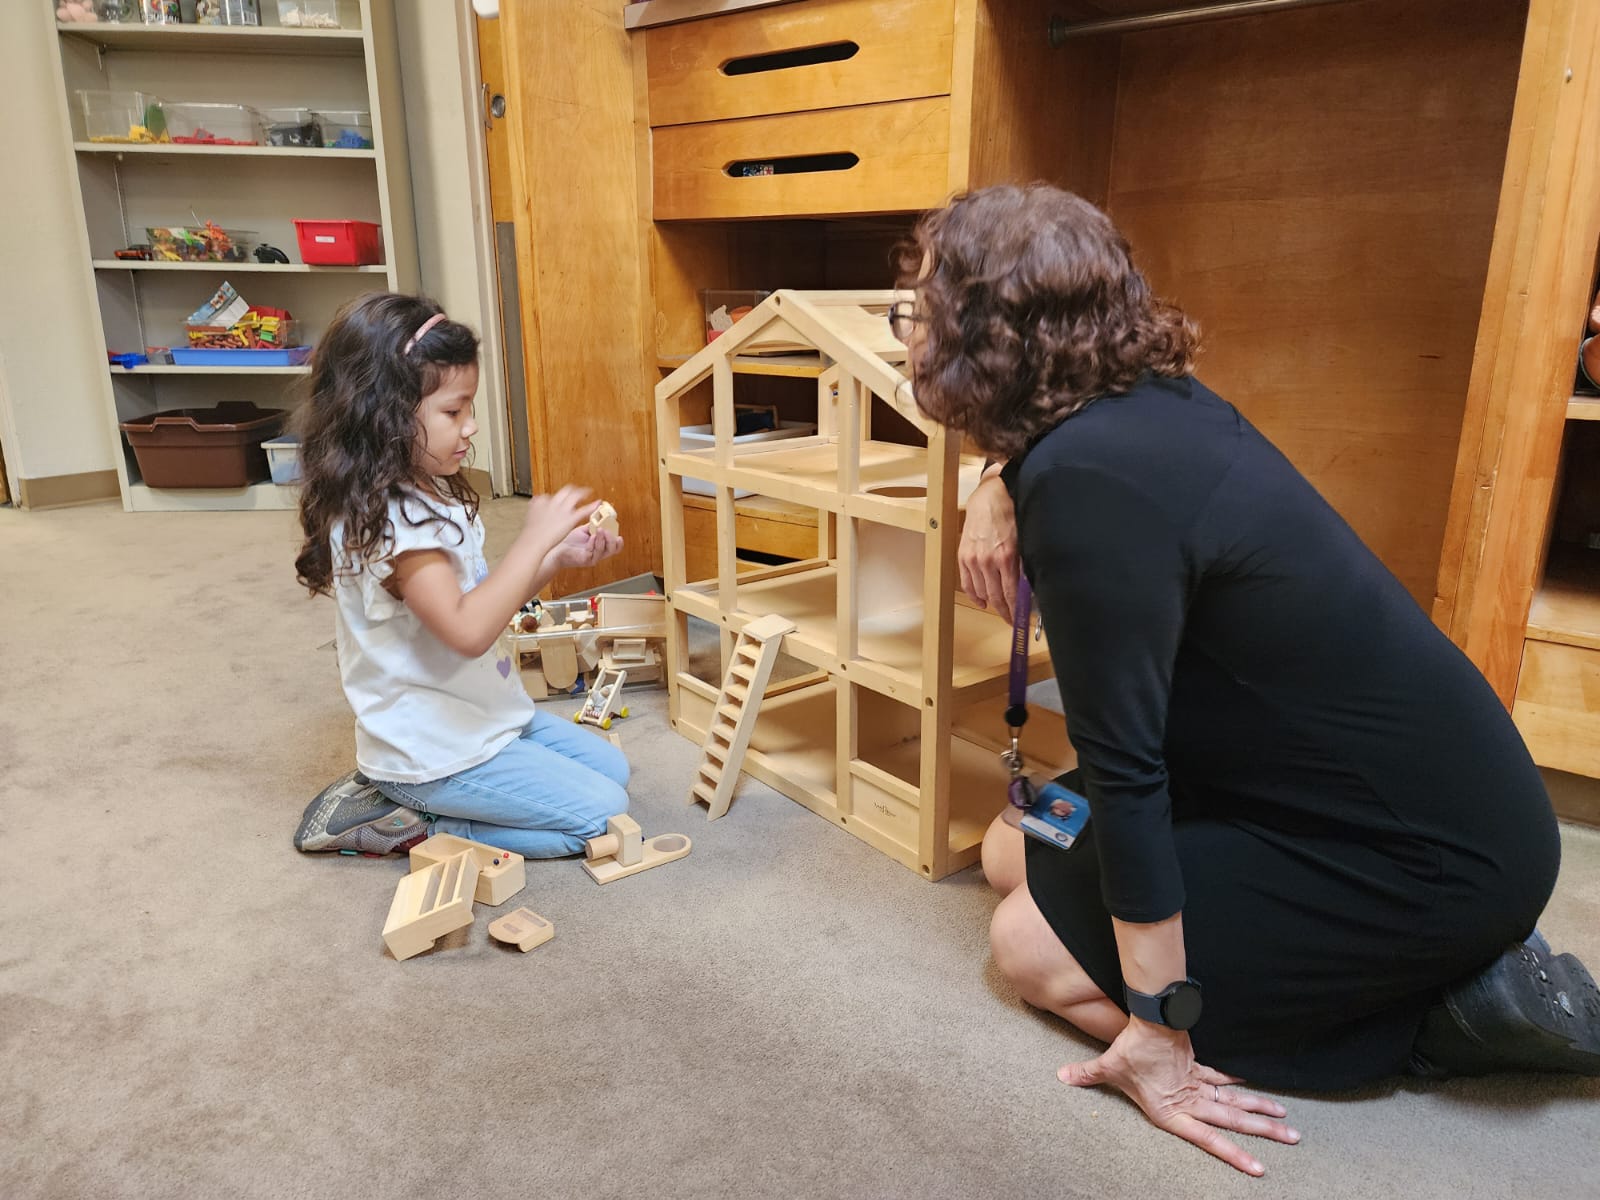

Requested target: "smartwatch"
[{"left": 1125, "top": 977, "right": 1203, "bottom": 1031}]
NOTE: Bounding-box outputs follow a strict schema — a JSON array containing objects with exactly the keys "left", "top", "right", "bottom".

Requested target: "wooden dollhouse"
[{"left": 655, "top": 289, "right": 1074, "bottom": 880}]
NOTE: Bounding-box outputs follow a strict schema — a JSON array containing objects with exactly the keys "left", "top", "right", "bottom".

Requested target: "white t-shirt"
[{"left": 332, "top": 488, "right": 535, "bottom": 783}]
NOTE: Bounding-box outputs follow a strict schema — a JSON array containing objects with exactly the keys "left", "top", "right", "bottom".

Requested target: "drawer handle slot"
[
  {"left": 722, "top": 41, "right": 860, "bottom": 77},
  {"left": 726, "top": 152, "right": 859, "bottom": 178}
]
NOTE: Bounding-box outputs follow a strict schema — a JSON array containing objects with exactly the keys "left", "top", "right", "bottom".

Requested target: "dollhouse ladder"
[{"left": 689, "top": 614, "right": 796, "bottom": 820}]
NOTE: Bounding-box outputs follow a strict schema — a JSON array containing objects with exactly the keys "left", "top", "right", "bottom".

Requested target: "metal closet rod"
[{"left": 1049, "top": 0, "right": 1360, "bottom": 45}]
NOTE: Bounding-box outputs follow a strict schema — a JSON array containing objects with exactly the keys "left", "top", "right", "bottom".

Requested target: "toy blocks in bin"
[{"left": 294, "top": 219, "right": 383, "bottom": 266}]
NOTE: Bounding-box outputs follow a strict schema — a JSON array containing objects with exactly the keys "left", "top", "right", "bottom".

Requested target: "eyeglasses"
[{"left": 887, "top": 300, "right": 926, "bottom": 343}]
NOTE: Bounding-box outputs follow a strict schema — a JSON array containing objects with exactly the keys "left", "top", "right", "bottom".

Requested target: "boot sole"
[{"left": 1447, "top": 943, "right": 1600, "bottom": 1076}]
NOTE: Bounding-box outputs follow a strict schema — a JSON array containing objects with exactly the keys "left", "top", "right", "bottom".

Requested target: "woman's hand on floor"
[
  {"left": 1057, "top": 1019, "right": 1299, "bottom": 1177},
  {"left": 958, "top": 473, "right": 1019, "bottom": 622}
]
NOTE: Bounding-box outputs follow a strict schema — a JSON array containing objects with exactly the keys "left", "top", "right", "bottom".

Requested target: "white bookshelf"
[{"left": 50, "top": 0, "right": 418, "bottom": 512}]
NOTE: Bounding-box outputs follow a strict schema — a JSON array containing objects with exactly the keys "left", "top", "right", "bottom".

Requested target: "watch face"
[{"left": 1165, "top": 983, "right": 1204, "bottom": 1031}]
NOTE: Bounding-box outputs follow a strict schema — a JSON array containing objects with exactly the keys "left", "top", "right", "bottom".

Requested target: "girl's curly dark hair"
[
  {"left": 895, "top": 185, "right": 1198, "bottom": 458},
  {"left": 294, "top": 292, "right": 481, "bottom": 595}
]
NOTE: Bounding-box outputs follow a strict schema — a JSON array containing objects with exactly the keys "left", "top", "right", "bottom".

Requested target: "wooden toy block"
[
  {"left": 590, "top": 500, "right": 620, "bottom": 536},
  {"left": 409, "top": 833, "right": 526, "bottom": 907},
  {"left": 581, "top": 831, "right": 692, "bottom": 885},
  {"left": 382, "top": 850, "right": 479, "bottom": 962},
  {"left": 595, "top": 592, "right": 667, "bottom": 640},
  {"left": 584, "top": 813, "right": 642, "bottom": 866},
  {"left": 541, "top": 623, "right": 579, "bottom": 690},
  {"left": 488, "top": 907, "right": 554, "bottom": 953}
]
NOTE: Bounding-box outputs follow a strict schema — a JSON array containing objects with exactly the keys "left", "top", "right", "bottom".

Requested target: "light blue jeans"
[{"left": 373, "top": 712, "right": 630, "bottom": 857}]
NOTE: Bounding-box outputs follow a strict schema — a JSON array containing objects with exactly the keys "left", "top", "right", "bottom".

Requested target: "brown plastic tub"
[{"left": 119, "top": 401, "right": 289, "bottom": 489}]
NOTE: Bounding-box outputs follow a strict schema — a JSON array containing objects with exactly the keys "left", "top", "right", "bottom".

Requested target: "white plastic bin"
[
  {"left": 263, "top": 434, "right": 302, "bottom": 485},
  {"left": 678, "top": 421, "right": 816, "bottom": 497}
]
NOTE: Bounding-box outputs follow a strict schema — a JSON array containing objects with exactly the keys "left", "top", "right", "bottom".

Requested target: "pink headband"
[{"left": 404, "top": 312, "right": 447, "bottom": 355}]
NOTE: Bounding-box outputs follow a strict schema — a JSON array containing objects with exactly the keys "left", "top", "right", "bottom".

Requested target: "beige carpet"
[{"left": 2, "top": 498, "right": 1597, "bottom": 1200}]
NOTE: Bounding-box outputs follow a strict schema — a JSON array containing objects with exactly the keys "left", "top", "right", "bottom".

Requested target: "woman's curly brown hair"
[
  {"left": 294, "top": 292, "right": 481, "bottom": 596},
  {"left": 895, "top": 185, "right": 1198, "bottom": 459}
]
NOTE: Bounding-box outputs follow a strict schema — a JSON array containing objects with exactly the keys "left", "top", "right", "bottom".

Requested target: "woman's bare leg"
[
  {"left": 981, "top": 811, "right": 1027, "bottom": 895},
  {"left": 991, "top": 879, "right": 1128, "bottom": 1044}
]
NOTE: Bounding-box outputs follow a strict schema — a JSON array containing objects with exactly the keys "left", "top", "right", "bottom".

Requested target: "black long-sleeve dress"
[{"left": 1004, "top": 373, "right": 1560, "bottom": 1091}]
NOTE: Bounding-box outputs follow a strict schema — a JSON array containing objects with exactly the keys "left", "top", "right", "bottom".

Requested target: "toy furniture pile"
[{"left": 381, "top": 823, "right": 692, "bottom": 962}]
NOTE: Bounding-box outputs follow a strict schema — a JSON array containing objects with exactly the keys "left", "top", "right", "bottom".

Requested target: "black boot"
[{"left": 1411, "top": 931, "right": 1600, "bottom": 1078}]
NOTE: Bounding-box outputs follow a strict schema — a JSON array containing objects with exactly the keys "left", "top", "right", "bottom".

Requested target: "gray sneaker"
[{"left": 294, "top": 769, "right": 430, "bottom": 854}]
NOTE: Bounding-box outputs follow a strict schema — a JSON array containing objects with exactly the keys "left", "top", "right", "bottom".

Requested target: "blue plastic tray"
[{"left": 170, "top": 345, "right": 312, "bottom": 367}]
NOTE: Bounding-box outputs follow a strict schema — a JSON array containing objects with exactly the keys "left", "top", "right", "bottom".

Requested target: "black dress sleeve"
[{"left": 1013, "top": 462, "right": 1193, "bottom": 924}]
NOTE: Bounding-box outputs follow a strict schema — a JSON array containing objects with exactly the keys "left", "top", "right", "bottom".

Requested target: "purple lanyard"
[
  {"left": 1006, "top": 574, "right": 1034, "bottom": 728},
  {"left": 1003, "top": 575, "right": 1035, "bottom": 808}
]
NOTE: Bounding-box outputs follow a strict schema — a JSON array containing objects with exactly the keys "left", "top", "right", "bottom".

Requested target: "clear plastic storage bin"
[
  {"left": 313, "top": 108, "right": 373, "bottom": 150},
  {"left": 163, "top": 102, "right": 263, "bottom": 146},
  {"left": 55, "top": 1, "right": 138, "bottom": 21},
  {"left": 262, "top": 435, "right": 303, "bottom": 485},
  {"left": 261, "top": 107, "right": 322, "bottom": 148},
  {"left": 276, "top": 0, "right": 340, "bottom": 27},
  {"left": 78, "top": 90, "right": 165, "bottom": 143},
  {"left": 195, "top": 0, "right": 260, "bottom": 24},
  {"left": 146, "top": 225, "right": 259, "bottom": 262}
]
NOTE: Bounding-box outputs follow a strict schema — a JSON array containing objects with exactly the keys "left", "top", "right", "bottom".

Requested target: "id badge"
[{"left": 1018, "top": 779, "right": 1090, "bottom": 851}]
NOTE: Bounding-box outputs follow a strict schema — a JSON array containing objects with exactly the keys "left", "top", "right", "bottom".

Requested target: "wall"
[
  {"left": 0, "top": 2, "right": 118, "bottom": 494},
  {"left": 0, "top": 1, "right": 503, "bottom": 504},
  {"left": 394, "top": 0, "right": 509, "bottom": 493}
]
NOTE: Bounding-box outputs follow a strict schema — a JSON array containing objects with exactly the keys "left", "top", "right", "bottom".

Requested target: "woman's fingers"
[
  {"left": 1167, "top": 1114, "right": 1266, "bottom": 1177},
  {"left": 1056, "top": 1055, "right": 1109, "bottom": 1088},
  {"left": 1204, "top": 1097, "right": 1300, "bottom": 1145},
  {"left": 1194, "top": 1065, "right": 1244, "bottom": 1086},
  {"left": 1218, "top": 1087, "right": 1289, "bottom": 1120}
]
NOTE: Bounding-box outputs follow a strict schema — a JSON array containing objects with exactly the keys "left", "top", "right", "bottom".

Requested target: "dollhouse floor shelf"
[{"left": 675, "top": 560, "right": 1053, "bottom": 702}]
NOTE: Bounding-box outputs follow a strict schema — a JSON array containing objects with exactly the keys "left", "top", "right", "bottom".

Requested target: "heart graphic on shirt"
[{"left": 497, "top": 656, "right": 512, "bottom": 678}]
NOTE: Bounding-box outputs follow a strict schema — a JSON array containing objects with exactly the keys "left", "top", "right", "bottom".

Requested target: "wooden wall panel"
[
  {"left": 1105, "top": 0, "right": 1525, "bottom": 605},
  {"left": 502, "top": 0, "right": 661, "bottom": 589},
  {"left": 966, "top": 0, "right": 1120, "bottom": 202}
]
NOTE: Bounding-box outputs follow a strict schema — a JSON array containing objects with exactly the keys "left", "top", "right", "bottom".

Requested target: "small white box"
[
  {"left": 678, "top": 421, "right": 816, "bottom": 498},
  {"left": 263, "top": 434, "right": 301, "bottom": 485}
]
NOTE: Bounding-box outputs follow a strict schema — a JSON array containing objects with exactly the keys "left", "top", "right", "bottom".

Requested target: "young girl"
[{"left": 291, "top": 292, "right": 630, "bottom": 858}]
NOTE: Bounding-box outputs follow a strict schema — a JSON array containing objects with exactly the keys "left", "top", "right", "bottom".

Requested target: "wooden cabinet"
[{"left": 640, "top": 0, "right": 1541, "bottom": 608}]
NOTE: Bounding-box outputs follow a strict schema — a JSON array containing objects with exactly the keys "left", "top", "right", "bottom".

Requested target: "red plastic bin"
[{"left": 293, "top": 219, "right": 383, "bottom": 266}]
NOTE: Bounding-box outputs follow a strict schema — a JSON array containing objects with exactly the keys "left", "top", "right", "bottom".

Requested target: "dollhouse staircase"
[{"left": 689, "top": 614, "right": 796, "bottom": 820}]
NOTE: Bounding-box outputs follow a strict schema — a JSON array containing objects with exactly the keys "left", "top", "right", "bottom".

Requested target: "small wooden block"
[
  {"left": 590, "top": 500, "right": 620, "bottom": 536},
  {"left": 581, "top": 833, "right": 692, "bottom": 885},
  {"left": 542, "top": 625, "right": 579, "bottom": 690},
  {"left": 410, "top": 833, "right": 526, "bottom": 907},
  {"left": 488, "top": 907, "right": 555, "bottom": 953},
  {"left": 382, "top": 851, "right": 479, "bottom": 962}
]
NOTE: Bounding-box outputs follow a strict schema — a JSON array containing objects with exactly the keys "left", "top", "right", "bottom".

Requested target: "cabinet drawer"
[
  {"left": 653, "top": 97, "right": 952, "bottom": 221},
  {"left": 1512, "top": 639, "right": 1600, "bottom": 778},
  {"left": 646, "top": 0, "right": 955, "bottom": 128}
]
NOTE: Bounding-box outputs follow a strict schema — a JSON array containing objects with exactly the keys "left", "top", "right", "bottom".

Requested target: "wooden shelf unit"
[{"left": 49, "top": 0, "right": 417, "bottom": 513}]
